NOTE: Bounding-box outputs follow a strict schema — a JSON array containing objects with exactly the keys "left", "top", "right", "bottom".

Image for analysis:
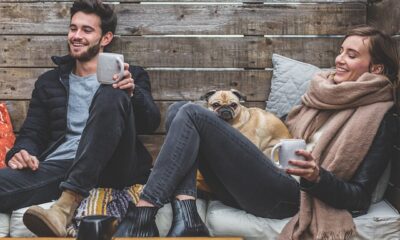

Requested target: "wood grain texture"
[
  {"left": 368, "top": 0, "right": 400, "bottom": 35},
  {"left": 4, "top": 100, "right": 266, "bottom": 134},
  {"left": 0, "top": 0, "right": 368, "bottom": 4},
  {"left": 0, "top": 36, "right": 340, "bottom": 68},
  {"left": 0, "top": 3, "right": 366, "bottom": 35},
  {"left": 0, "top": 68, "right": 271, "bottom": 101}
]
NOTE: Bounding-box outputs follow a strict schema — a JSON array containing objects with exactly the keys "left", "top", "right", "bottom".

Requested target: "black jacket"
[
  {"left": 300, "top": 108, "right": 398, "bottom": 216},
  {"left": 6, "top": 55, "right": 161, "bottom": 183}
]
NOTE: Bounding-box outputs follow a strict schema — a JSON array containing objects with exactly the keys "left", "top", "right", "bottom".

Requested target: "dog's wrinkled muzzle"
[{"left": 217, "top": 107, "right": 234, "bottom": 121}]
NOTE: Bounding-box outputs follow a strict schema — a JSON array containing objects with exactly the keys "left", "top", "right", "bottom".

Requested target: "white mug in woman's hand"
[{"left": 271, "top": 139, "right": 306, "bottom": 169}]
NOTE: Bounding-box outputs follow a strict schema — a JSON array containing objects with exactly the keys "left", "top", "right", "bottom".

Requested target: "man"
[{"left": 0, "top": 0, "right": 160, "bottom": 237}]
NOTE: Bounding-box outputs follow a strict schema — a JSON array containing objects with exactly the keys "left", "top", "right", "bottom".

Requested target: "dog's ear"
[
  {"left": 230, "top": 89, "right": 247, "bottom": 102},
  {"left": 200, "top": 90, "right": 217, "bottom": 101}
]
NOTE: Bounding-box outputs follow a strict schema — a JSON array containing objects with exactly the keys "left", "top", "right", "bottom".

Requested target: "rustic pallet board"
[
  {"left": 0, "top": 3, "right": 366, "bottom": 35},
  {"left": 368, "top": 0, "right": 400, "bottom": 35},
  {"left": 0, "top": 36, "right": 341, "bottom": 68},
  {"left": 0, "top": 0, "right": 369, "bottom": 3},
  {"left": 4, "top": 100, "right": 266, "bottom": 134},
  {"left": 0, "top": 68, "right": 271, "bottom": 101}
]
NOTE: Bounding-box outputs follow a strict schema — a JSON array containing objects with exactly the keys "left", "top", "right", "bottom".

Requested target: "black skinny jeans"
[
  {"left": 142, "top": 102, "right": 300, "bottom": 219},
  {"left": 0, "top": 86, "right": 140, "bottom": 212}
]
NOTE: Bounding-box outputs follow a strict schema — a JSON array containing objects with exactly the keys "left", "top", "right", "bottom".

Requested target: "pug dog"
[{"left": 200, "top": 89, "right": 292, "bottom": 158}]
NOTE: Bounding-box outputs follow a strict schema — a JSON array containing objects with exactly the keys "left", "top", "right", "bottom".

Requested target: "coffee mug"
[
  {"left": 271, "top": 139, "right": 306, "bottom": 169},
  {"left": 76, "top": 215, "right": 117, "bottom": 240},
  {"left": 97, "top": 53, "right": 125, "bottom": 84}
]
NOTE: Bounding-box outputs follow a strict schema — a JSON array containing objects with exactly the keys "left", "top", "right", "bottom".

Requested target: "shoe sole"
[{"left": 23, "top": 210, "right": 59, "bottom": 237}]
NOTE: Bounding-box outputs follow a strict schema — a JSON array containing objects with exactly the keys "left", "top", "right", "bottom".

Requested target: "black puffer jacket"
[
  {"left": 300, "top": 108, "right": 398, "bottom": 216},
  {"left": 6, "top": 55, "right": 161, "bottom": 183}
]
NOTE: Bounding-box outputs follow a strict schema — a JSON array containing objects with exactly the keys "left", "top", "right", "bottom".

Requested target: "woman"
[{"left": 114, "top": 26, "right": 399, "bottom": 239}]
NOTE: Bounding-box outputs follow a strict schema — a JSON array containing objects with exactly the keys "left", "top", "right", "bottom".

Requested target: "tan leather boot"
[{"left": 23, "top": 190, "right": 83, "bottom": 237}]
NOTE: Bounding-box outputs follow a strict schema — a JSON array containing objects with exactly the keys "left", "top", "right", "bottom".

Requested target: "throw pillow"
[
  {"left": 266, "top": 54, "right": 320, "bottom": 118},
  {"left": 0, "top": 102, "right": 16, "bottom": 168}
]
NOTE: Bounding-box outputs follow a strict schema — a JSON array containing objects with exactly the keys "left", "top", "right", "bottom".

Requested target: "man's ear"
[
  {"left": 370, "top": 64, "right": 384, "bottom": 74},
  {"left": 100, "top": 31, "right": 114, "bottom": 48}
]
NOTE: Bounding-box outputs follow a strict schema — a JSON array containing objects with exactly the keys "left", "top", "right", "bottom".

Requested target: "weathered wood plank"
[
  {"left": 5, "top": 100, "right": 266, "bottom": 134},
  {"left": 0, "top": 0, "right": 369, "bottom": 3},
  {"left": 0, "top": 3, "right": 366, "bottom": 35},
  {"left": 0, "top": 36, "right": 340, "bottom": 68},
  {"left": 0, "top": 68, "right": 46, "bottom": 100},
  {"left": 368, "top": 0, "right": 400, "bottom": 35},
  {"left": 0, "top": 68, "right": 271, "bottom": 101}
]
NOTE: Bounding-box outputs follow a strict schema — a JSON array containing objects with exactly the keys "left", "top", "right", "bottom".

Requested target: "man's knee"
[{"left": 91, "top": 85, "right": 131, "bottom": 113}]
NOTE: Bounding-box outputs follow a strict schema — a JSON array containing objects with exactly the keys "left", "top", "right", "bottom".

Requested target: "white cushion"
[
  {"left": 156, "top": 199, "right": 207, "bottom": 236},
  {"left": 0, "top": 213, "right": 10, "bottom": 237},
  {"left": 206, "top": 200, "right": 400, "bottom": 240}
]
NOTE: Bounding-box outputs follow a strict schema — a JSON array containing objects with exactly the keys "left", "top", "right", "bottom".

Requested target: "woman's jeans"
[
  {"left": 142, "top": 102, "right": 300, "bottom": 219},
  {"left": 0, "top": 86, "right": 141, "bottom": 212}
]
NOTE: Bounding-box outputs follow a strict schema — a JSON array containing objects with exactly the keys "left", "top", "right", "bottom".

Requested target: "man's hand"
[
  {"left": 285, "top": 149, "right": 320, "bottom": 183},
  {"left": 8, "top": 149, "right": 39, "bottom": 171},
  {"left": 113, "top": 63, "right": 135, "bottom": 97}
]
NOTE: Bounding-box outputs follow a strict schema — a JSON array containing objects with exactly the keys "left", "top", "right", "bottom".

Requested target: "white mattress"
[{"left": 206, "top": 200, "right": 400, "bottom": 240}]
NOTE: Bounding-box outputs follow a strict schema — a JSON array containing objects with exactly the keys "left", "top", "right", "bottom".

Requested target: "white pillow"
[{"left": 266, "top": 54, "right": 320, "bottom": 118}]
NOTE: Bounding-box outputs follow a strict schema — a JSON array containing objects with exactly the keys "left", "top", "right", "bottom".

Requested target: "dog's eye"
[
  {"left": 230, "top": 103, "right": 238, "bottom": 109},
  {"left": 212, "top": 103, "right": 221, "bottom": 108}
]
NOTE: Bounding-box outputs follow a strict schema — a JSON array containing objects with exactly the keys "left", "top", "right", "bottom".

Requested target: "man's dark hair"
[{"left": 70, "top": 0, "right": 117, "bottom": 35}]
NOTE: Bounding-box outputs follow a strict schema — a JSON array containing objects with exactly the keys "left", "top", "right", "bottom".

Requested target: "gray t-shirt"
[{"left": 45, "top": 73, "right": 100, "bottom": 161}]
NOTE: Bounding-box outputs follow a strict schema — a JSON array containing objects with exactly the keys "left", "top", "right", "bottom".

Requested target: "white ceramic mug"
[
  {"left": 271, "top": 139, "right": 306, "bottom": 169},
  {"left": 96, "top": 53, "right": 125, "bottom": 84}
]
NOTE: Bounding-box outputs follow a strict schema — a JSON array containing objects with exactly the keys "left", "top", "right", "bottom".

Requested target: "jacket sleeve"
[
  {"left": 130, "top": 66, "right": 161, "bottom": 134},
  {"left": 6, "top": 77, "right": 51, "bottom": 163},
  {"left": 299, "top": 111, "right": 396, "bottom": 214}
]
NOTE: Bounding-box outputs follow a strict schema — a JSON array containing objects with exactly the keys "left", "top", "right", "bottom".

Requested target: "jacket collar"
[{"left": 51, "top": 55, "right": 75, "bottom": 90}]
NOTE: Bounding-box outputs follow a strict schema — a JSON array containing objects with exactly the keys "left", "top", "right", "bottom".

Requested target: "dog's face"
[{"left": 201, "top": 89, "right": 246, "bottom": 121}]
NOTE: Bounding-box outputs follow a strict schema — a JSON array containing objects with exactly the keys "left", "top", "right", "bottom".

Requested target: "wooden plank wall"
[
  {"left": 368, "top": 0, "right": 400, "bottom": 211},
  {"left": 0, "top": 0, "right": 367, "bottom": 147},
  {"left": 6, "top": 0, "right": 400, "bottom": 210}
]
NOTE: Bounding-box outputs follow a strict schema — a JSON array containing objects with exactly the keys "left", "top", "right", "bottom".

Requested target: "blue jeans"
[
  {"left": 0, "top": 86, "right": 146, "bottom": 212},
  {"left": 141, "top": 102, "right": 300, "bottom": 219}
]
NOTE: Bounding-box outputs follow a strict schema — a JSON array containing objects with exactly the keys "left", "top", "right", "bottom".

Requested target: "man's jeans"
[
  {"left": 142, "top": 102, "right": 300, "bottom": 219},
  {"left": 0, "top": 86, "right": 139, "bottom": 212}
]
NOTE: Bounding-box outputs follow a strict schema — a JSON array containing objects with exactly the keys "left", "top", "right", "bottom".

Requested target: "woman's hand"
[
  {"left": 286, "top": 149, "right": 320, "bottom": 183},
  {"left": 113, "top": 63, "right": 135, "bottom": 97}
]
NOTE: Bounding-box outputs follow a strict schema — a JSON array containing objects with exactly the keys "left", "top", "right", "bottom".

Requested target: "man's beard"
[{"left": 68, "top": 40, "right": 101, "bottom": 62}]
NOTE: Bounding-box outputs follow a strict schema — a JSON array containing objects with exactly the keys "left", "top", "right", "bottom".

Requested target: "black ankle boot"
[
  {"left": 167, "top": 199, "right": 210, "bottom": 237},
  {"left": 113, "top": 202, "right": 159, "bottom": 237}
]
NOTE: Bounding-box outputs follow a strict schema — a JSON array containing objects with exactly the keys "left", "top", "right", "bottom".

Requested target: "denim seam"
[{"left": 0, "top": 176, "right": 63, "bottom": 197}]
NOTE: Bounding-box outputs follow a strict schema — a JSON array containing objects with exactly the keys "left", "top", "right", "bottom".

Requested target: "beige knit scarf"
[{"left": 279, "top": 71, "right": 394, "bottom": 240}]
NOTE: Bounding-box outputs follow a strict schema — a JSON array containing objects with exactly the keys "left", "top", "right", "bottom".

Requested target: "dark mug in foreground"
[{"left": 77, "top": 215, "right": 117, "bottom": 240}]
